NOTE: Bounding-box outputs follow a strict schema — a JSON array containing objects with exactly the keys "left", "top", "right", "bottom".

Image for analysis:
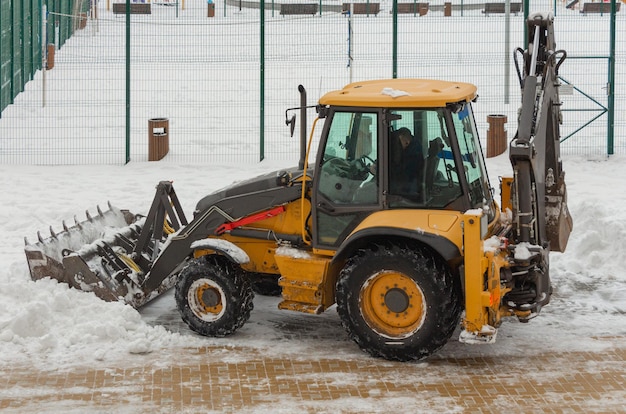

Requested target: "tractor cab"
[{"left": 311, "top": 79, "right": 496, "bottom": 250}]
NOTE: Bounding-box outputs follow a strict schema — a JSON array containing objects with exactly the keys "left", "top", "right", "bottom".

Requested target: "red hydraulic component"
[{"left": 216, "top": 205, "right": 286, "bottom": 235}]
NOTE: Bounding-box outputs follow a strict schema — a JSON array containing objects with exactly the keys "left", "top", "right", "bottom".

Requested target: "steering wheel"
[
  {"left": 357, "top": 155, "right": 376, "bottom": 177},
  {"left": 323, "top": 157, "right": 371, "bottom": 181}
]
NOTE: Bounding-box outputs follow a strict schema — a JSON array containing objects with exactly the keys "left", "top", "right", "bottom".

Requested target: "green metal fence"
[
  {"left": 0, "top": 0, "right": 91, "bottom": 117},
  {"left": 0, "top": 0, "right": 623, "bottom": 165},
  {"left": 0, "top": 0, "right": 40, "bottom": 114}
]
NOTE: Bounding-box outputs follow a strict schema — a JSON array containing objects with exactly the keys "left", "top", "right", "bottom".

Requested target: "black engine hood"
[{"left": 194, "top": 166, "right": 312, "bottom": 215}]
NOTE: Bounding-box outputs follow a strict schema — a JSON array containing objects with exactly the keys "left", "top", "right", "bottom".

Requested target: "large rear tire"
[
  {"left": 336, "top": 242, "right": 462, "bottom": 361},
  {"left": 175, "top": 255, "right": 254, "bottom": 337}
]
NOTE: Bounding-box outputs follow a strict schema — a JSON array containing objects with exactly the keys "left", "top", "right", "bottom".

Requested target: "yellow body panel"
[
  {"left": 245, "top": 198, "right": 310, "bottom": 235},
  {"left": 461, "top": 210, "right": 512, "bottom": 338},
  {"left": 347, "top": 209, "right": 465, "bottom": 253},
  {"left": 208, "top": 198, "right": 311, "bottom": 275},
  {"left": 275, "top": 252, "right": 334, "bottom": 314},
  {"left": 312, "top": 247, "right": 337, "bottom": 257},
  {"left": 318, "top": 79, "right": 477, "bottom": 109}
]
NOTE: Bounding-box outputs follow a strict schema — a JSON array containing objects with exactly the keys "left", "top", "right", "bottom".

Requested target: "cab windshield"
[{"left": 451, "top": 104, "right": 494, "bottom": 218}]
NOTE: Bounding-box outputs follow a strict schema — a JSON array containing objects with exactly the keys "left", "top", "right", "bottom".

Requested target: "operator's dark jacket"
[{"left": 390, "top": 137, "right": 423, "bottom": 195}]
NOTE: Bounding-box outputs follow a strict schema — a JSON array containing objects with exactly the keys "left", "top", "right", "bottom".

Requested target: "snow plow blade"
[{"left": 24, "top": 181, "right": 187, "bottom": 308}]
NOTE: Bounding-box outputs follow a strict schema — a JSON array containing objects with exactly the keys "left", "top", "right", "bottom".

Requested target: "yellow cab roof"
[{"left": 318, "top": 78, "right": 477, "bottom": 108}]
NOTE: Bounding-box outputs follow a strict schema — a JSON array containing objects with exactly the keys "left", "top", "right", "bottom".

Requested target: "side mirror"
[{"left": 286, "top": 114, "right": 296, "bottom": 137}]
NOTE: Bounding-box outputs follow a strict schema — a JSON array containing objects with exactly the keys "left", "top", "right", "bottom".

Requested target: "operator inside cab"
[{"left": 388, "top": 127, "right": 424, "bottom": 195}]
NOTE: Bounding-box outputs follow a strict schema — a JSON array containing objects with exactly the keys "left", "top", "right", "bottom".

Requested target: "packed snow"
[{"left": 1, "top": 151, "right": 626, "bottom": 371}]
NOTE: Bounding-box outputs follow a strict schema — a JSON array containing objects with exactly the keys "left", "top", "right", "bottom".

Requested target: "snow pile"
[
  {"left": 487, "top": 154, "right": 626, "bottom": 337},
  {"left": 0, "top": 162, "right": 269, "bottom": 369},
  {"left": 551, "top": 198, "right": 626, "bottom": 315},
  {"left": 0, "top": 268, "right": 204, "bottom": 367}
]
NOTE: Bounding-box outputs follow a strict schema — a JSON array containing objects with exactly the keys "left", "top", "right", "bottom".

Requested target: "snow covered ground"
[
  {"left": 1, "top": 151, "right": 626, "bottom": 372},
  {"left": 0, "top": 1, "right": 625, "bottom": 411}
]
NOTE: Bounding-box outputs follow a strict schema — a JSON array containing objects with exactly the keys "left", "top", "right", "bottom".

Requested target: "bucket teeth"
[
  {"left": 25, "top": 179, "right": 186, "bottom": 309},
  {"left": 25, "top": 205, "right": 155, "bottom": 307}
]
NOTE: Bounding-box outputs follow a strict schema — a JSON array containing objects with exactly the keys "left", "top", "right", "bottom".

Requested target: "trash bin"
[
  {"left": 207, "top": 2, "right": 215, "bottom": 17},
  {"left": 79, "top": 12, "right": 87, "bottom": 29},
  {"left": 444, "top": 2, "right": 452, "bottom": 16},
  {"left": 46, "top": 44, "right": 55, "bottom": 70},
  {"left": 149, "top": 118, "right": 169, "bottom": 161},
  {"left": 486, "top": 115, "right": 507, "bottom": 158}
]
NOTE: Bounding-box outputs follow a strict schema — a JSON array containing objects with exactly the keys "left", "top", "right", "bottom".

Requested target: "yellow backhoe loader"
[{"left": 26, "top": 13, "right": 572, "bottom": 361}]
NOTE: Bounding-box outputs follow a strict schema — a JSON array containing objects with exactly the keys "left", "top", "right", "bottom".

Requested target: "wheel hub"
[
  {"left": 201, "top": 287, "right": 221, "bottom": 308},
  {"left": 384, "top": 288, "right": 410, "bottom": 313},
  {"left": 188, "top": 279, "right": 225, "bottom": 322},
  {"left": 360, "top": 271, "right": 426, "bottom": 339}
]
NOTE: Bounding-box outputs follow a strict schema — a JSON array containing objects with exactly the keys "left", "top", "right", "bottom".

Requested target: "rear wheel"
[
  {"left": 336, "top": 242, "right": 462, "bottom": 361},
  {"left": 175, "top": 255, "right": 254, "bottom": 337}
]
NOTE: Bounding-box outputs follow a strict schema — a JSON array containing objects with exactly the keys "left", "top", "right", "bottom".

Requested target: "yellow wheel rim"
[
  {"left": 359, "top": 271, "right": 426, "bottom": 339},
  {"left": 188, "top": 279, "right": 225, "bottom": 322}
]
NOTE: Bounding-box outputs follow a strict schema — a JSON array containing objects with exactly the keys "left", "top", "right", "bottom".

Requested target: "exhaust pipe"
[{"left": 298, "top": 85, "right": 307, "bottom": 170}]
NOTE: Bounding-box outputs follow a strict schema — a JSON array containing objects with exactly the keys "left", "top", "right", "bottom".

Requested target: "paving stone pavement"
[{"left": 1, "top": 344, "right": 625, "bottom": 413}]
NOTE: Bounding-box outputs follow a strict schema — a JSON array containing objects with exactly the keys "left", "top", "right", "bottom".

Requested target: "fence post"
[
  {"left": 42, "top": 4, "right": 47, "bottom": 108},
  {"left": 260, "top": 0, "right": 265, "bottom": 161},
  {"left": 125, "top": 0, "right": 131, "bottom": 163},
  {"left": 607, "top": 0, "right": 616, "bottom": 155}
]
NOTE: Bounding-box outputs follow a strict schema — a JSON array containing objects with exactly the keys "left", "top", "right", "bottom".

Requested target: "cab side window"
[
  {"left": 315, "top": 111, "right": 379, "bottom": 247},
  {"left": 318, "top": 112, "right": 378, "bottom": 204},
  {"left": 387, "top": 109, "right": 462, "bottom": 208}
]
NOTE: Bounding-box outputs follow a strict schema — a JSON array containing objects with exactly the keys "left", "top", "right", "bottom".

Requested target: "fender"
[
  {"left": 190, "top": 238, "right": 250, "bottom": 264},
  {"left": 332, "top": 226, "right": 462, "bottom": 265}
]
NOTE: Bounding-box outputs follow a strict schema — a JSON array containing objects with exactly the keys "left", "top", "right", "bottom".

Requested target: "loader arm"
[{"left": 141, "top": 184, "right": 303, "bottom": 292}]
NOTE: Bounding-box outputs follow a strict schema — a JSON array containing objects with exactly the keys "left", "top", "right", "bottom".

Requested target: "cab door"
[{"left": 312, "top": 109, "right": 381, "bottom": 249}]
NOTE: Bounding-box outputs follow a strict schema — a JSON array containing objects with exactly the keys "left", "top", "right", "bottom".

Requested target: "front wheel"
[
  {"left": 175, "top": 255, "right": 254, "bottom": 337},
  {"left": 336, "top": 242, "right": 462, "bottom": 361}
]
